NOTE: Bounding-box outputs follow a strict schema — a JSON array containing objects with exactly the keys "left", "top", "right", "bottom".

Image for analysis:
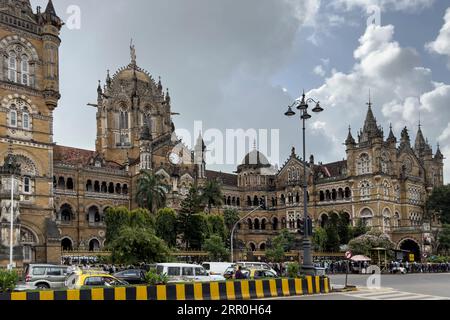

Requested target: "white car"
[
  {"left": 155, "top": 263, "right": 226, "bottom": 282},
  {"left": 202, "top": 262, "right": 233, "bottom": 276}
]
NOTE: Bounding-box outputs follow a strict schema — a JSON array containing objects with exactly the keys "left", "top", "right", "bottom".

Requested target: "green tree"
[
  {"left": 136, "top": 171, "right": 168, "bottom": 213},
  {"left": 205, "top": 214, "right": 226, "bottom": 241},
  {"left": 203, "top": 234, "right": 228, "bottom": 261},
  {"left": 348, "top": 229, "right": 395, "bottom": 256},
  {"left": 178, "top": 213, "right": 208, "bottom": 250},
  {"left": 104, "top": 207, "right": 130, "bottom": 245},
  {"left": 351, "top": 219, "right": 370, "bottom": 239},
  {"left": 223, "top": 208, "right": 240, "bottom": 231},
  {"left": 201, "top": 179, "right": 223, "bottom": 214},
  {"left": 110, "top": 226, "right": 171, "bottom": 264},
  {"left": 427, "top": 185, "right": 450, "bottom": 224},
  {"left": 312, "top": 226, "right": 328, "bottom": 252},
  {"left": 324, "top": 223, "right": 340, "bottom": 252},
  {"left": 180, "top": 185, "right": 204, "bottom": 215},
  {"left": 337, "top": 213, "right": 352, "bottom": 245},
  {"left": 438, "top": 224, "right": 450, "bottom": 255},
  {"left": 266, "top": 229, "right": 296, "bottom": 262},
  {"left": 155, "top": 208, "right": 178, "bottom": 247}
]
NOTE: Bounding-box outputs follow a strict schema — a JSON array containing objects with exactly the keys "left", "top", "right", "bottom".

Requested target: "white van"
[
  {"left": 202, "top": 262, "right": 233, "bottom": 276},
  {"left": 155, "top": 263, "right": 225, "bottom": 283}
]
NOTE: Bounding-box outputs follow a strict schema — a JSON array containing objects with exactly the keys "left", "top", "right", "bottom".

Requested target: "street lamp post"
[
  {"left": 284, "top": 90, "right": 324, "bottom": 275},
  {"left": 230, "top": 205, "right": 263, "bottom": 263},
  {"left": 8, "top": 172, "right": 14, "bottom": 270}
]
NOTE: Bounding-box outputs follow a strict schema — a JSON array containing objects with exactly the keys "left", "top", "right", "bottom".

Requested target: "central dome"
[
  {"left": 241, "top": 150, "right": 270, "bottom": 166},
  {"left": 114, "top": 65, "right": 151, "bottom": 84}
]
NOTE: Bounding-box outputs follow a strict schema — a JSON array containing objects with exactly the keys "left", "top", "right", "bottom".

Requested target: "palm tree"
[
  {"left": 201, "top": 179, "right": 223, "bottom": 214},
  {"left": 136, "top": 171, "right": 169, "bottom": 213}
]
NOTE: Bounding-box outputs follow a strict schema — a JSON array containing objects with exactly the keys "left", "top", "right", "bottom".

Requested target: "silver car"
[{"left": 23, "top": 264, "right": 70, "bottom": 290}]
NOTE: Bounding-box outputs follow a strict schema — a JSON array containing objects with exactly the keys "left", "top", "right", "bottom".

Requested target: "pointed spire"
[
  {"left": 158, "top": 76, "right": 163, "bottom": 92},
  {"left": 387, "top": 123, "right": 397, "bottom": 144},
  {"left": 345, "top": 126, "right": 356, "bottom": 145},
  {"left": 400, "top": 127, "right": 411, "bottom": 149},
  {"left": 435, "top": 143, "right": 444, "bottom": 160},
  {"left": 97, "top": 80, "right": 102, "bottom": 95},
  {"left": 360, "top": 93, "right": 383, "bottom": 143},
  {"left": 414, "top": 121, "right": 427, "bottom": 156},
  {"left": 165, "top": 88, "right": 171, "bottom": 103},
  {"left": 45, "top": 0, "right": 57, "bottom": 15},
  {"left": 106, "top": 69, "right": 112, "bottom": 87},
  {"left": 291, "top": 146, "right": 296, "bottom": 157}
]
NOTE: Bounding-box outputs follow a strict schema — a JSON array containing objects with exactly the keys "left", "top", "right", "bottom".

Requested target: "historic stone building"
[{"left": 0, "top": 1, "right": 444, "bottom": 266}]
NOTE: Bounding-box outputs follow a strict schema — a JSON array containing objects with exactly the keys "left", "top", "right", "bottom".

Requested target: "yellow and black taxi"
[{"left": 65, "top": 270, "right": 129, "bottom": 289}]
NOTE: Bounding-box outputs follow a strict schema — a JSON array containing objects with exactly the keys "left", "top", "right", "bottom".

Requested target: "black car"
[{"left": 113, "top": 269, "right": 147, "bottom": 284}]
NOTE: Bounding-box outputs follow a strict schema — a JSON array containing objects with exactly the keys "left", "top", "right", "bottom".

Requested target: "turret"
[
  {"left": 41, "top": 0, "right": 63, "bottom": 111},
  {"left": 399, "top": 127, "right": 411, "bottom": 149},
  {"left": 386, "top": 124, "right": 397, "bottom": 146},
  {"left": 345, "top": 126, "right": 356, "bottom": 147},
  {"left": 358, "top": 97, "right": 384, "bottom": 144},
  {"left": 194, "top": 132, "right": 206, "bottom": 179}
]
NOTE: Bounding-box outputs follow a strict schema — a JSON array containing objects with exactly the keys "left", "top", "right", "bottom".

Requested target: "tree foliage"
[
  {"left": 312, "top": 227, "right": 327, "bottom": 252},
  {"left": 136, "top": 171, "right": 168, "bottom": 213},
  {"left": 348, "top": 229, "right": 395, "bottom": 256},
  {"left": 438, "top": 224, "right": 450, "bottom": 254},
  {"left": 155, "top": 208, "right": 178, "bottom": 247},
  {"left": 203, "top": 234, "right": 229, "bottom": 261},
  {"left": 201, "top": 179, "right": 223, "bottom": 213},
  {"left": 266, "top": 229, "right": 296, "bottom": 262},
  {"left": 110, "top": 226, "right": 171, "bottom": 264},
  {"left": 427, "top": 185, "right": 450, "bottom": 224}
]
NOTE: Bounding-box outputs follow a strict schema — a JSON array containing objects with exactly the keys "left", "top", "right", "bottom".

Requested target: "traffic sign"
[{"left": 345, "top": 251, "right": 353, "bottom": 259}]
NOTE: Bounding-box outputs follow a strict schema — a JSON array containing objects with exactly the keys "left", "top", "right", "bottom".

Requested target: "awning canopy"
[{"left": 351, "top": 255, "right": 371, "bottom": 262}]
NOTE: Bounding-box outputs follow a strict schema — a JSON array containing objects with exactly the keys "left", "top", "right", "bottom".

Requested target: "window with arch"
[
  {"left": 382, "top": 180, "right": 390, "bottom": 198},
  {"left": 360, "top": 180, "right": 371, "bottom": 200},
  {"left": 381, "top": 153, "right": 389, "bottom": 174},
  {"left": 10, "top": 109, "right": 17, "bottom": 127},
  {"left": 358, "top": 153, "right": 371, "bottom": 175},
  {"left": 22, "top": 112, "right": 30, "bottom": 129},
  {"left": 23, "top": 176, "right": 31, "bottom": 194},
  {"left": 8, "top": 51, "right": 17, "bottom": 82},
  {"left": 120, "top": 110, "right": 129, "bottom": 130},
  {"left": 393, "top": 212, "right": 400, "bottom": 228},
  {"left": 21, "top": 54, "right": 29, "bottom": 85},
  {"left": 360, "top": 208, "right": 373, "bottom": 227}
]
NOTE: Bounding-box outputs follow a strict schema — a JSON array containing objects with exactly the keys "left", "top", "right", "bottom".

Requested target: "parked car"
[
  {"left": 23, "top": 264, "right": 70, "bottom": 290},
  {"left": 248, "top": 269, "right": 278, "bottom": 279},
  {"left": 223, "top": 266, "right": 250, "bottom": 280},
  {"left": 113, "top": 269, "right": 147, "bottom": 284},
  {"left": 65, "top": 271, "right": 129, "bottom": 289},
  {"left": 201, "top": 262, "right": 233, "bottom": 276},
  {"left": 236, "top": 262, "right": 278, "bottom": 275},
  {"left": 155, "top": 263, "right": 225, "bottom": 282}
]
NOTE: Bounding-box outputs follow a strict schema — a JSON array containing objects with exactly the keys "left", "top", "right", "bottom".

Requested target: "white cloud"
[
  {"left": 304, "top": 23, "right": 450, "bottom": 181},
  {"left": 331, "top": 0, "right": 435, "bottom": 12},
  {"left": 313, "top": 65, "right": 327, "bottom": 77},
  {"left": 426, "top": 8, "right": 450, "bottom": 68}
]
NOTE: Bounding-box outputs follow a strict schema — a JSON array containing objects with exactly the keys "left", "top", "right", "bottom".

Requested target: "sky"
[{"left": 32, "top": 0, "right": 450, "bottom": 182}]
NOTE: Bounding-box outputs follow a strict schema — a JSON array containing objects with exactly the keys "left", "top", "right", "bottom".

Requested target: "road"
[{"left": 265, "top": 273, "right": 450, "bottom": 300}]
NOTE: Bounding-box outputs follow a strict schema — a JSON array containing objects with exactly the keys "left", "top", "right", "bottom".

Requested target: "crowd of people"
[{"left": 313, "top": 259, "right": 450, "bottom": 274}]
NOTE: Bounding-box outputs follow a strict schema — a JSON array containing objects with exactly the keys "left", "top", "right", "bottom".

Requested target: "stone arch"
[
  {"left": 20, "top": 225, "right": 40, "bottom": 263},
  {"left": 0, "top": 35, "right": 39, "bottom": 61},
  {"left": 359, "top": 207, "right": 374, "bottom": 227},
  {"left": 59, "top": 203, "right": 74, "bottom": 222},
  {"left": 248, "top": 242, "right": 256, "bottom": 252},
  {"left": 271, "top": 217, "right": 279, "bottom": 230},
  {"left": 259, "top": 242, "right": 266, "bottom": 251},
  {"left": 398, "top": 238, "right": 421, "bottom": 262},
  {"left": 88, "top": 237, "right": 101, "bottom": 252},
  {"left": 155, "top": 169, "right": 171, "bottom": 184},
  {"left": 86, "top": 205, "right": 101, "bottom": 223},
  {"left": 320, "top": 213, "right": 329, "bottom": 228},
  {"left": 61, "top": 237, "right": 74, "bottom": 251}
]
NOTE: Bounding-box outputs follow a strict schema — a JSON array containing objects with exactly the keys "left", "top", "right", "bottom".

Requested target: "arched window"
[
  {"left": 87, "top": 206, "right": 100, "bottom": 224},
  {"left": 345, "top": 187, "right": 351, "bottom": 199},
  {"left": 261, "top": 219, "right": 266, "bottom": 230},
  {"left": 358, "top": 153, "right": 371, "bottom": 175},
  {"left": 253, "top": 196, "right": 259, "bottom": 206},
  {"left": 108, "top": 182, "right": 114, "bottom": 194},
  {"left": 57, "top": 177, "right": 65, "bottom": 189},
  {"left": 22, "top": 112, "right": 30, "bottom": 129},
  {"left": 10, "top": 109, "right": 17, "bottom": 127},
  {"left": 122, "top": 184, "right": 128, "bottom": 195},
  {"left": 21, "top": 55, "right": 29, "bottom": 85},
  {"left": 60, "top": 204, "right": 73, "bottom": 222},
  {"left": 381, "top": 154, "right": 389, "bottom": 174},
  {"left": 393, "top": 212, "right": 400, "bottom": 228},
  {"left": 360, "top": 208, "right": 373, "bottom": 227},
  {"left": 272, "top": 217, "right": 279, "bottom": 230},
  {"left": 254, "top": 218, "right": 260, "bottom": 230},
  {"left": 383, "top": 181, "right": 390, "bottom": 198},
  {"left": 23, "top": 176, "right": 31, "bottom": 194},
  {"left": 120, "top": 110, "right": 129, "bottom": 129},
  {"left": 8, "top": 51, "right": 17, "bottom": 82},
  {"left": 89, "top": 239, "right": 100, "bottom": 252},
  {"left": 319, "top": 191, "right": 325, "bottom": 202},
  {"left": 67, "top": 178, "right": 74, "bottom": 190},
  {"left": 86, "top": 180, "right": 93, "bottom": 192},
  {"left": 247, "top": 218, "right": 253, "bottom": 230},
  {"left": 360, "top": 181, "right": 371, "bottom": 199}
]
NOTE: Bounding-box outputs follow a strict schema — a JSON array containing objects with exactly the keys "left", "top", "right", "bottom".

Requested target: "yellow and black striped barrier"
[{"left": 0, "top": 276, "right": 330, "bottom": 301}]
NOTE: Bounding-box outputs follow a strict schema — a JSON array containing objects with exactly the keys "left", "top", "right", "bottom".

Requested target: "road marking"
[{"left": 341, "top": 288, "right": 450, "bottom": 301}]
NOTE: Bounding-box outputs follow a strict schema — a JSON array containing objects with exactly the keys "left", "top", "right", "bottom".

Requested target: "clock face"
[{"left": 169, "top": 152, "right": 181, "bottom": 165}]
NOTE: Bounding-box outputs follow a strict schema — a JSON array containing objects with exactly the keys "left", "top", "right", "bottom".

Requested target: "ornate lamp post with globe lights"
[{"left": 284, "top": 90, "right": 324, "bottom": 275}]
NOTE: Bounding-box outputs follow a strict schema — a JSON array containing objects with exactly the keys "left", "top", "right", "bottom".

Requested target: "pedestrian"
[{"left": 234, "top": 266, "right": 246, "bottom": 279}]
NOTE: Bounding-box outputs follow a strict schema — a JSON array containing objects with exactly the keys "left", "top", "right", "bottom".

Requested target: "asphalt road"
[{"left": 265, "top": 273, "right": 450, "bottom": 300}]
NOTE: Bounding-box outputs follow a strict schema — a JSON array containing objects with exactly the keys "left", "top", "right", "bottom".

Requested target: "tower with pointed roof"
[
  {"left": 93, "top": 43, "right": 175, "bottom": 166},
  {"left": 0, "top": 0, "right": 63, "bottom": 265}
]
